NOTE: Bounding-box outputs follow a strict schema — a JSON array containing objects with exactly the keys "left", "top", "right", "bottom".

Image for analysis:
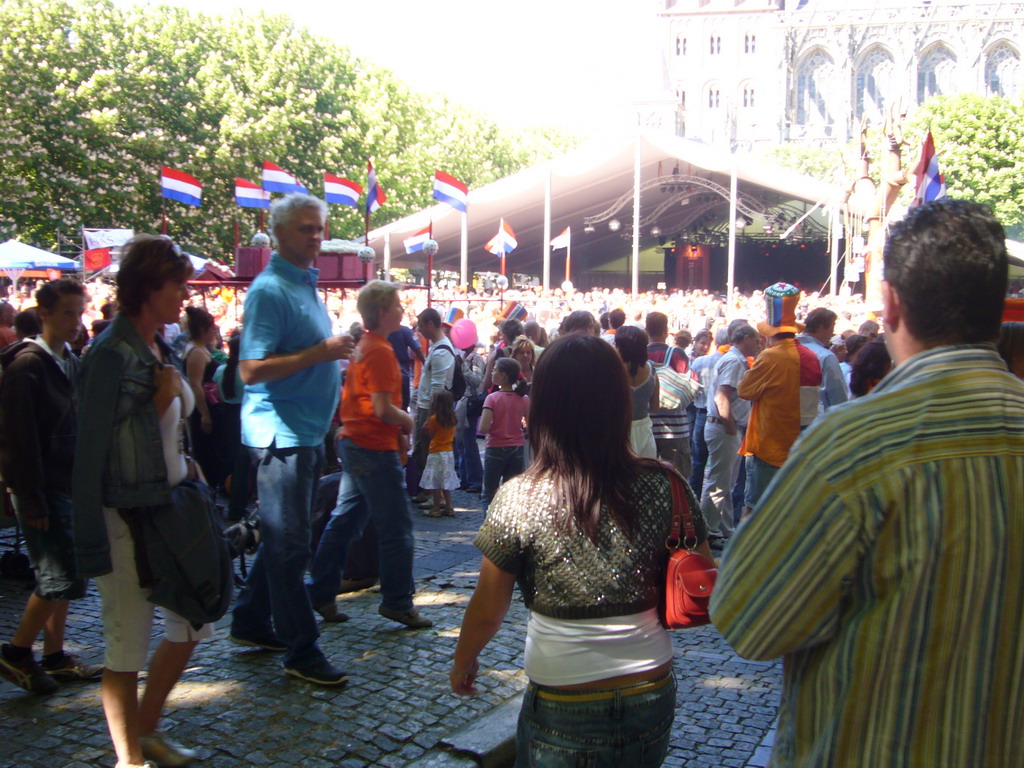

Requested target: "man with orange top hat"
[{"left": 737, "top": 283, "right": 821, "bottom": 520}]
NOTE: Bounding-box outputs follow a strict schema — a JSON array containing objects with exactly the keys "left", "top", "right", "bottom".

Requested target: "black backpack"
[{"left": 437, "top": 346, "right": 467, "bottom": 402}]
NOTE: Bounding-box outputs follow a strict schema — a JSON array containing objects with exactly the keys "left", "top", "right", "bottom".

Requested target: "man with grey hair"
[
  {"left": 229, "top": 193, "right": 354, "bottom": 686},
  {"left": 700, "top": 323, "right": 759, "bottom": 542},
  {"left": 307, "top": 281, "right": 431, "bottom": 629}
]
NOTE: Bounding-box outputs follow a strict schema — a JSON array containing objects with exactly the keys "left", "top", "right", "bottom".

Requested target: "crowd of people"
[{"left": 0, "top": 192, "right": 1022, "bottom": 768}]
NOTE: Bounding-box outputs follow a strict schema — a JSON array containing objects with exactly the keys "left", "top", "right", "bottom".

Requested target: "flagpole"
[
  {"left": 161, "top": 198, "right": 167, "bottom": 235},
  {"left": 543, "top": 168, "right": 552, "bottom": 291},
  {"left": 259, "top": 210, "right": 264, "bottom": 232},
  {"left": 500, "top": 253, "right": 506, "bottom": 278},
  {"left": 460, "top": 212, "right": 468, "bottom": 288},
  {"left": 427, "top": 219, "right": 434, "bottom": 308},
  {"left": 233, "top": 219, "right": 239, "bottom": 252},
  {"left": 566, "top": 238, "right": 572, "bottom": 283}
]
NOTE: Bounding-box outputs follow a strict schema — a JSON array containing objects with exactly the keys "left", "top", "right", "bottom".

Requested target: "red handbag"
[{"left": 660, "top": 469, "right": 717, "bottom": 629}]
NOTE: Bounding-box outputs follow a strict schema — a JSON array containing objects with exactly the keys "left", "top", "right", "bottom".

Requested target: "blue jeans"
[
  {"left": 231, "top": 444, "right": 324, "bottom": 668},
  {"left": 732, "top": 438, "right": 747, "bottom": 517},
  {"left": 482, "top": 445, "right": 524, "bottom": 506},
  {"left": 744, "top": 454, "right": 780, "bottom": 511},
  {"left": 689, "top": 408, "right": 708, "bottom": 498},
  {"left": 516, "top": 674, "right": 676, "bottom": 768},
  {"left": 455, "top": 421, "right": 483, "bottom": 488},
  {"left": 306, "top": 438, "right": 415, "bottom": 612}
]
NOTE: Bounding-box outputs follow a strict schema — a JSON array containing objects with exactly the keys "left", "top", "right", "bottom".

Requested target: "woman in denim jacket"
[{"left": 73, "top": 235, "right": 211, "bottom": 768}]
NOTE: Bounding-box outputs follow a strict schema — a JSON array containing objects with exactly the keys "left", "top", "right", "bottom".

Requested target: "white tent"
[
  {"left": 368, "top": 131, "right": 842, "bottom": 292},
  {"left": 0, "top": 240, "right": 79, "bottom": 270}
]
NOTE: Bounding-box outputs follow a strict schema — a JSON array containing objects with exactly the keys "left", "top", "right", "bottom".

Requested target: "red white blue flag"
[
  {"left": 911, "top": 130, "right": 946, "bottom": 207},
  {"left": 366, "top": 161, "right": 386, "bottom": 215},
  {"left": 485, "top": 219, "right": 517, "bottom": 256},
  {"left": 160, "top": 167, "right": 202, "bottom": 207},
  {"left": 235, "top": 177, "right": 270, "bottom": 209},
  {"left": 324, "top": 174, "right": 362, "bottom": 208},
  {"left": 262, "top": 161, "right": 307, "bottom": 194},
  {"left": 403, "top": 226, "right": 431, "bottom": 254},
  {"left": 432, "top": 170, "right": 468, "bottom": 213}
]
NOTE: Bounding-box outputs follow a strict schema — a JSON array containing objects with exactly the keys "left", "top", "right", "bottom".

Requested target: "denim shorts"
[
  {"left": 13, "top": 491, "right": 86, "bottom": 601},
  {"left": 516, "top": 672, "right": 676, "bottom": 768}
]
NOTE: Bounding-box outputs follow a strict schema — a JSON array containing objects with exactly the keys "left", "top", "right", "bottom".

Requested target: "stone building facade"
[{"left": 657, "top": 0, "right": 1024, "bottom": 147}]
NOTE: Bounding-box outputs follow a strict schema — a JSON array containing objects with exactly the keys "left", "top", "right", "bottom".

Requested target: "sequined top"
[{"left": 475, "top": 467, "right": 707, "bottom": 620}]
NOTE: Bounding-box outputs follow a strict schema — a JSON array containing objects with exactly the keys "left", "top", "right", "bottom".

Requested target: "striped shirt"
[{"left": 710, "top": 344, "right": 1024, "bottom": 768}]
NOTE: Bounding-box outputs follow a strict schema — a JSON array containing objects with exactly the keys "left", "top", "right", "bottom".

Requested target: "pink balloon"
[{"left": 450, "top": 318, "right": 478, "bottom": 350}]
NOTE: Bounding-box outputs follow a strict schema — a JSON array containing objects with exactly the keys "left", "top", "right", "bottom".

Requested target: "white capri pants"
[{"left": 95, "top": 507, "right": 213, "bottom": 672}]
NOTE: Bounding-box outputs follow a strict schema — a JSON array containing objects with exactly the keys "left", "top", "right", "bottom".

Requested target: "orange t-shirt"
[
  {"left": 340, "top": 331, "right": 402, "bottom": 451},
  {"left": 426, "top": 415, "right": 455, "bottom": 453}
]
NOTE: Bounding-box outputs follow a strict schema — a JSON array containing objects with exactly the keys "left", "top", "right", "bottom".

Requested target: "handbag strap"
[{"left": 663, "top": 464, "right": 698, "bottom": 551}]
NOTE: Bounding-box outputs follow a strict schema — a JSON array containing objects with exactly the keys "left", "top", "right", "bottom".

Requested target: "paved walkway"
[{"left": 0, "top": 488, "right": 780, "bottom": 767}]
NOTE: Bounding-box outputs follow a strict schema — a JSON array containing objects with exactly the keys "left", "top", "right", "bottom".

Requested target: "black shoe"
[
  {"left": 464, "top": 485, "right": 481, "bottom": 494},
  {"left": 229, "top": 632, "right": 287, "bottom": 652},
  {"left": 0, "top": 643, "right": 59, "bottom": 694},
  {"left": 285, "top": 657, "right": 348, "bottom": 686}
]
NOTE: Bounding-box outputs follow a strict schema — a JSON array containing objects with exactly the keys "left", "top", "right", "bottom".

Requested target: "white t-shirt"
[{"left": 524, "top": 608, "right": 672, "bottom": 686}]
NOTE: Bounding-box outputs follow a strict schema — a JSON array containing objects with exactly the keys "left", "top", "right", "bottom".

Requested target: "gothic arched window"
[
  {"left": 985, "top": 43, "right": 1019, "bottom": 97},
  {"left": 856, "top": 47, "right": 895, "bottom": 122},
  {"left": 917, "top": 45, "right": 957, "bottom": 103},
  {"left": 796, "top": 49, "right": 834, "bottom": 127}
]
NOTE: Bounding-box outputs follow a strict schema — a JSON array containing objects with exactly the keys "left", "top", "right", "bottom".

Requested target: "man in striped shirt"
[{"left": 711, "top": 199, "right": 1024, "bottom": 768}]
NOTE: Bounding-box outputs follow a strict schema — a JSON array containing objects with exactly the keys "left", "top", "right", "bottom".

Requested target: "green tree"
[
  {"left": 909, "top": 93, "right": 1024, "bottom": 238},
  {"left": 0, "top": 0, "right": 579, "bottom": 259}
]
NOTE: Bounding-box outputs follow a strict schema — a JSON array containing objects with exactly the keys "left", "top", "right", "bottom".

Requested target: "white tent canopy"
[
  {"left": 0, "top": 240, "right": 79, "bottom": 270},
  {"left": 368, "top": 132, "right": 842, "bottom": 289}
]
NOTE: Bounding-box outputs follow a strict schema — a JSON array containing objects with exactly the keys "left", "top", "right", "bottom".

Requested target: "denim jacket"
[{"left": 72, "top": 314, "right": 177, "bottom": 578}]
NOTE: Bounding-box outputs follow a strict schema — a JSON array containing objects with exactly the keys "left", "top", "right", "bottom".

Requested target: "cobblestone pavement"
[{"left": 0, "top": 488, "right": 780, "bottom": 767}]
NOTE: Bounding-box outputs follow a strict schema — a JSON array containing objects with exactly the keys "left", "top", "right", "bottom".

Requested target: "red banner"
[{"left": 84, "top": 247, "right": 111, "bottom": 271}]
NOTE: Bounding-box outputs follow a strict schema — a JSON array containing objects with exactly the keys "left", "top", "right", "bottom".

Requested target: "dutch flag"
[
  {"left": 262, "top": 161, "right": 307, "bottom": 195},
  {"left": 911, "top": 130, "right": 947, "bottom": 207},
  {"left": 160, "top": 167, "right": 202, "bottom": 207},
  {"left": 324, "top": 174, "right": 362, "bottom": 208},
  {"left": 403, "top": 226, "right": 431, "bottom": 254},
  {"left": 366, "top": 161, "right": 386, "bottom": 215},
  {"left": 432, "top": 170, "right": 469, "bottom": 213},
  {"left": 485, "top": 219, "right": 517, "bottom": 256},
  {"left": 235, "top": 177, "right": 271, "bottom": 209}
]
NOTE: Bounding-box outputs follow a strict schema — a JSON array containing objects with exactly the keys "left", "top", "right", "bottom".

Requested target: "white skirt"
[
  {"left": 630, "top": 416, "right": 658, "bottom": 459},
  {"left": 420, "top": 450, "right": 460, "bottom": 490}
]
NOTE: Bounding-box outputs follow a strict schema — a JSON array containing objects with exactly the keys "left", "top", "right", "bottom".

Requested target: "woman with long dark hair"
[
  {"left": 615, "top": 325, "right": 660, "bottom": 458},
  {"left": 451, "top": 333, "right": 711, "bottom": 767}
]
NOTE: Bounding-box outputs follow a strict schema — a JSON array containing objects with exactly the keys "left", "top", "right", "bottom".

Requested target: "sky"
[{"left": 121, "top": 0, "right": 665, "bottom": 140}]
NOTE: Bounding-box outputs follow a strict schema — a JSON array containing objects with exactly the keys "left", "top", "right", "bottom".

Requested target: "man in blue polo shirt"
[{"left": 229, "top": 193, "right": 353, "bottom": 687}]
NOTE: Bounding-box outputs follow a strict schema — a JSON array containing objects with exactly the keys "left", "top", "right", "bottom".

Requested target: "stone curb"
[{"left": 408, "top": 693, "right": 522, "bottom": 767}]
